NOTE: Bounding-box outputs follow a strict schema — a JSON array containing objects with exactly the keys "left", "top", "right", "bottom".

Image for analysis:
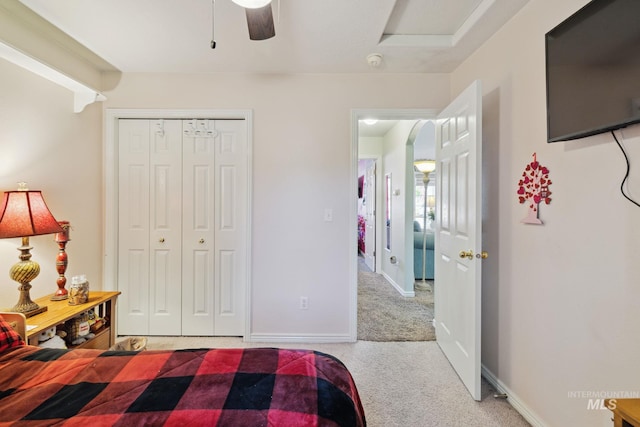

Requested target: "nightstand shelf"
[
  {"left": 606, "top": 399, "right": 640, "bottom": 427},
  {"left": 25, "top": 291, "right": 120, "bottom": 349}
]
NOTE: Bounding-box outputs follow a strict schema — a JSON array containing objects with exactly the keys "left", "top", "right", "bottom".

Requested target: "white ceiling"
[
  {"left": 19, "top": 0, "right": 529, "bottom": 74},
  {"left": 358, "top": 120, "right": 399, "bottom": 138},
  {"left": 358, "top": 119, "right": 435, "bottom": 160}
]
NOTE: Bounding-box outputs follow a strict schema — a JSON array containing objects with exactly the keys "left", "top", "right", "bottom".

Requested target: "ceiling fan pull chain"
[{"left": 210, "top": 0, "right": 216, "bottom": 49}]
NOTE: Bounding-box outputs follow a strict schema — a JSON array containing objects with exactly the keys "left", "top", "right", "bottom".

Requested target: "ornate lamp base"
[
  {"left": 51, "top": 238, "right": 69, "bottom": 300},
  {"left": 52, "top": 221, "right": 70, "bottom": 301},
  {"left": 50, "top": 291, "right": 68, "bottom": 301},
  {"left": 11, "top": 283, "right": 47, "bottom": 317},
  {"left": 8, "top": 237, "right": 48, "bottom": 317}
]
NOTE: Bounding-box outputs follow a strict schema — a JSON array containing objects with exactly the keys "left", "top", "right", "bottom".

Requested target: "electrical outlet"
[{"left": 300, "top": 296, "right": 308, "bottom": 310}]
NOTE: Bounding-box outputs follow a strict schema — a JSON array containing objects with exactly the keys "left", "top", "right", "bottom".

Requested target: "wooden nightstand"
[
  {"left": 606, "top": 399, "right": 640, "bottom": 427},
  {"left": 25, "top": 291, "right": 120, "bottom": 350}
]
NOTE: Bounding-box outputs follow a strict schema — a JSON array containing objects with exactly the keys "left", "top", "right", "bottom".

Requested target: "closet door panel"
[
  {"left": 192, "top": 250, "right": 210, "bottom": 313},
  {"left": 218, "top": 250, "right": 236, "bottom": 315},
  {"left": 118, "top": 120, "right": 151, "bottom": 335},
  {"left": 149, "top": 120, "right": 182, "bottom": 335},
  {"left": 182, "top": 119, "right": 216, "bottom": 336},
  {"left": 214, "top": 120, "right": 247, "bottom": 335}
]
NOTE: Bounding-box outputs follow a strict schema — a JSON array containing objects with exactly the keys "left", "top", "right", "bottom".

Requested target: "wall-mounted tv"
[{"left": 546, "top": 0, "right": 640, "bottom": 143}]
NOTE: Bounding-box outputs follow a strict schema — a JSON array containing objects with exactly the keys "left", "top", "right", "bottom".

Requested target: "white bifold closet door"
[
  {"left": 118, "top": 119, "right": 247, "bottom": 336},
  {"left": 181, "top": 119, "right": 247, "bottom": 336}
]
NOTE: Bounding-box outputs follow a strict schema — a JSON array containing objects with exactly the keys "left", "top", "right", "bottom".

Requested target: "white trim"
[
  {"left": 377, "top": 0, "right": 495, "bottom": 48},
  {"left": 379, "top": 34, "right": 453, "bottom": 48},
  {"left": 104, "top": 108, "right": 253, "bottom": 340},
  {"left": 350, "top": 109, "right": 438, "bottom": 341},
  {"left": 453, "top": 0, "right": 496, "bottom": 46},
  {"left": 0, "top": 41, "right": 105, "bottom": 112},
  {"left": 382, "top": 272, "right": 416, "bottom": 297},
  {"left": 349, "top": 112, "right": 359, "bottom": 342},
  {"left": 249, "top": 333, "right": 354, "bottom": 343},
  {"left": 481, "top": 365, "right": 548, "bottom": 427}
]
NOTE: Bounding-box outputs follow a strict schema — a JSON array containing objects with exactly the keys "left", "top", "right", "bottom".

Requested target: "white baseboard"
[
  {"left": 381, "top": 272, "right": 415, "bottom": 297},
  {"left": 481, "top": 364, "right": 548, "bottom": 427},
  {"left": 248, "top": 333, "right": 355, "bottom": 344}
]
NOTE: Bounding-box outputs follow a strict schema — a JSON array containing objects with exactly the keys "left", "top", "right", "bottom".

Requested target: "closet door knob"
[
  {"left": 199, "top": 238, "right": 205, "bottom": 244},
  {"left": 159, "top": 238, "right": 165, "bottom": 243}
]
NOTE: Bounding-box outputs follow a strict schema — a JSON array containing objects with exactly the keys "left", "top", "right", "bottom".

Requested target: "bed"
[{"left": 0, "top": 313, "right": 366, "bottom": 426}]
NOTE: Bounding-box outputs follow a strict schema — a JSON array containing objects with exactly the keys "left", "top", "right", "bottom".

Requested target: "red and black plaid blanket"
[{"left": 0, "top": 345, "right": 366, "bottom": 426}]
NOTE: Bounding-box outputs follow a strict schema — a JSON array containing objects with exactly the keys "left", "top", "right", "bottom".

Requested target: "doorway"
[
  {"left": 352, "top": 81, "right": 485, "bottom": 399},
  {"left": 351, "top": 110, "right": 437, "bottom": 341},
  {"left": 357, "top": 158, "right": 377, "bottom": 272}
]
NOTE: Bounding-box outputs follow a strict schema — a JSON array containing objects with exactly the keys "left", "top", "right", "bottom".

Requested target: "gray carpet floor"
[{"left": 358, "top": 257, "right": 435, "bottom": 341}]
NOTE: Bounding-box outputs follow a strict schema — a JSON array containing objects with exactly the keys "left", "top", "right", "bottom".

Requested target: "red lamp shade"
[{"left": 0, "top": 190, "right": 63, "bottom": 238}]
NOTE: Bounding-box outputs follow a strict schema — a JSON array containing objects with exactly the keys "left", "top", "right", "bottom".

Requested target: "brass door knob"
[
  {"left": 476, "top": 251, "right": 488, "bottom": 259},
  {"left": 159, "top": 238, "right": 165, "bottom": 243},
  {"left": 199, "top": 238, "right": 205, "bottom": 244},
  {"left": 459, "top": 250, "right": 474, "bottom": 260}
]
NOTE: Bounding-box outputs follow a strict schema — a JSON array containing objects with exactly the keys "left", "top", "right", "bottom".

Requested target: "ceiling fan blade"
[{"left": 245, "top": 3, "right": 275, "bottom": 40}]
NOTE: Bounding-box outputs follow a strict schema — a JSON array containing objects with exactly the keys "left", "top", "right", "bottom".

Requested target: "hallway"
[{"left": 357, "top": 256, "right": 434, "bottom": 341}]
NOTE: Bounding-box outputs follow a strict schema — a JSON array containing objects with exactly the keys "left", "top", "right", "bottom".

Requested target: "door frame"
[
  {"left": 350, "top": 109, "right": 438, "bottom": 340},
  {"left": 361, "top": 158, "right": 377, "bottom": 272},
  {"left": 104, "top": 108, "right": 253, "bottom": 339}
]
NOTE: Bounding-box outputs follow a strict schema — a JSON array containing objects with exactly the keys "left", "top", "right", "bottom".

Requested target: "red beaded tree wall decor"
[{"left": 517, "top": 153, "right": 552, "bottom": 224}]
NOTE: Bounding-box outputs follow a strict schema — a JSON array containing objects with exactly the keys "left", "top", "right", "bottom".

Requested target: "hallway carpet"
[{"left": 357, "top": 259, "right": 435, "bottom": 341}]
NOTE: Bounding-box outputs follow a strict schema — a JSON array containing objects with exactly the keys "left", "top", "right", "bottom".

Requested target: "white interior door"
[
  {"left": 364, "top": 161, "right": 376, "bottom": 271},
  {"left": 434, "top": 80, "right": 483, "bottom": 400},
  {"left": 181, "top": 119, "right": 247, "bottom": 336},
  {"left": 212, "top": 120, "right": 247, "bottom": 335},
  {"left": 182, "top": 119, "right": 216, "bottom": 335},
  {"left": 118, "top": 119, "right": 182, "bottom": 336},
  {"left": 118, "top": 119, "right": 150, "bottom": 336},
  {"left": 148, "top": 120, "right": 183, "bottom": 335}
]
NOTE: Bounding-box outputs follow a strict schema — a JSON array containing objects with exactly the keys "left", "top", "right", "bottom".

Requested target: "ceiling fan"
[{"left": 231, "top": 0, "right": 276, "bottom": 41}]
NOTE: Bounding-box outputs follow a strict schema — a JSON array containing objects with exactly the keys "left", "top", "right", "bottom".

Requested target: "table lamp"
[{"left": 0, "top": 183, "right": 63, "bottom": 317}]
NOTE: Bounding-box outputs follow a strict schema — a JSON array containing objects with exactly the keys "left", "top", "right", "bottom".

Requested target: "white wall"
[
  {"left": 379, "top": 121, "right": 420, "bottom": 295},
  {"left": 358, "top": 136, "right": 383, "bottom": 160},
  {"left": 102, "top": 72, "right": 450, "bottom": 339},
  {"left": 451, "top": 0, "right": 640, "bottom": 425},
  {"left": 0, "top": 58, "right": 103, "bottom": 309}
]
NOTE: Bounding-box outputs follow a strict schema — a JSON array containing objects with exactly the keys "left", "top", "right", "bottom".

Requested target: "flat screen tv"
[{"left": 546, "top": 0, "right": 640, "bottom": 142}]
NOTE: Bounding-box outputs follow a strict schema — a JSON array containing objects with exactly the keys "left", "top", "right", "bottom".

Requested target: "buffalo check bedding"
[{"left": 0, "top": 326, "right": 366, "bottom": 427}]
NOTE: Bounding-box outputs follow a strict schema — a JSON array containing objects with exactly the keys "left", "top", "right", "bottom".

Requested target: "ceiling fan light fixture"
[{"left": 232, "top": 0, "right": 272, "bottom": 8}]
